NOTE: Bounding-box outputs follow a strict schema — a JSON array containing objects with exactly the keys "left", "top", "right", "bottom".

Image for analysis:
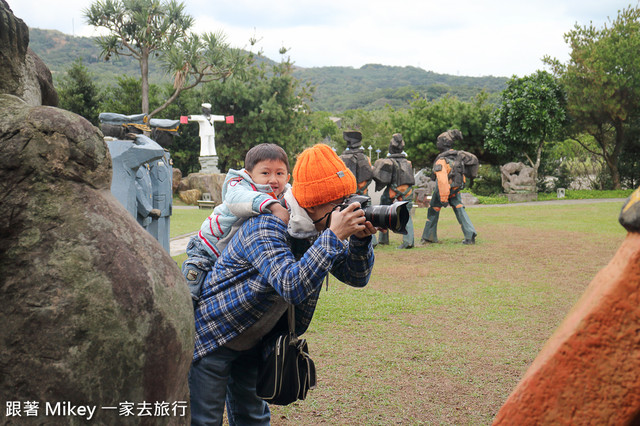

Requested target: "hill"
[
  {"left": 29, "top": 28, "right": 507, "bottom": 112},
  {"left": 292, "top": 64, "right": 507, "bottom": 111}
]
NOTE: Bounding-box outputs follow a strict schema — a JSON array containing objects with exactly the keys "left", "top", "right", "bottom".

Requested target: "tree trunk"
[
  {"left": 601, "top": 120, "right": 625, "bottom": 190},
  {"left": 140, "top": 48, "right": 150, "bottom": 115},
  {"left": 531, "top": 140, "right": 544, "bottom": 191}
]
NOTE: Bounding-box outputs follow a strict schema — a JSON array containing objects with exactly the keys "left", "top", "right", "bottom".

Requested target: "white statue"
[{"left": 189, "top": 103, "right": 225, "bottom": 157}]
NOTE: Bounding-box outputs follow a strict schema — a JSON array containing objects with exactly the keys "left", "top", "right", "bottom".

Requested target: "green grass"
[
  {"left": 169, "top": 199, "right": 630, "bottom": 424},
  {"left": 170, "top": 208, "right": 212, "bottom": 238},
  {"left": 473, "top": 189, "right": 633, "bottom": 205},
  {"left": 536, "top": 188, "right": 634, "bottom": 201}
]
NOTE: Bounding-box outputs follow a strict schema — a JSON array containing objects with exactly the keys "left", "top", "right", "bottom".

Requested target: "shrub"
[{"left": 470, "top": 164, "right": 503, "bottom": 196}]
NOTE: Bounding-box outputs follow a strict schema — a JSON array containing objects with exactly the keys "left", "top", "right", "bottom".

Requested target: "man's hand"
[
  {"left": 269, "top": 202, "right": 290, "bottom": 225},
  {"left": 329, "top": 203, "right": 367, "bottom": 240},
  {"left": 353, "top": 221, "right": 377, "bottom": 239},
  {"left": 149, "top": 208, "right": 161, "bottom": 218}
]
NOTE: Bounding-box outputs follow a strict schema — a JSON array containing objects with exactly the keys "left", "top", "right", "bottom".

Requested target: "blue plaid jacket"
[{"left": 193, "top": 214, "right": 374, "bottom": 361}]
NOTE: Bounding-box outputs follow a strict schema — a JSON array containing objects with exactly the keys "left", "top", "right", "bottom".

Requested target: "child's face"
[{"left": 247, "top": 159, "right": 290, "bottom": 196}]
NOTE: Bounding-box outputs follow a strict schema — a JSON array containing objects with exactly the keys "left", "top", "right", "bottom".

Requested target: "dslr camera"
[{"left": 337, "top": 194, "right": 411, "bottom": 234}]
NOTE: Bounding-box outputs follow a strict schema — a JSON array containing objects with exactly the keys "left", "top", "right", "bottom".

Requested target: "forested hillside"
[
  {"left": 293, "top": 64, "right": 507, "bottom": 111},
  {"left": 29, "top": 28, "right": 507, "bottom": 112}
]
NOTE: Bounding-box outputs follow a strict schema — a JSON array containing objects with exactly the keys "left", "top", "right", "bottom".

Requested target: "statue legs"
[
  {"left": 421, "top": 187, "right": 442, "bottom": 243},
  {"left": 420, "top": 189, "right": 476, "bottom": 244},
  {"left": 450, "top": 192, "right": 477, "bottom": 243}
]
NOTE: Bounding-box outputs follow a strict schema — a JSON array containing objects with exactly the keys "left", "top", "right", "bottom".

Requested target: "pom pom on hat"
[{"left": 292, "top": 144, "right": 357, "bottom": 208}]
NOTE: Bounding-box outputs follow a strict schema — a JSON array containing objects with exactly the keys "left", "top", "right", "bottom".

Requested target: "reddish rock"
[{"left": 494, "top": 189, "right": 640, "bottom": 425}]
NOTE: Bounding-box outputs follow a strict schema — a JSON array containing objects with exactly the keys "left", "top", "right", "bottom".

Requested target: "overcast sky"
[{"left": 6, "top": 0, "right": 638, "bottom": 77}]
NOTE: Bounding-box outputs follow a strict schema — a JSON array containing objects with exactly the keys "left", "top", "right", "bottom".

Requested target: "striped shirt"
[{"left": 193, "top": 214, "right": 374, "bottom": 361}]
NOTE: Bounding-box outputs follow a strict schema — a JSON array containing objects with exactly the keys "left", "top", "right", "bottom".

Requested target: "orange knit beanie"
[{"left": 292, "top": 144, "right": 357, "bottom": 208}]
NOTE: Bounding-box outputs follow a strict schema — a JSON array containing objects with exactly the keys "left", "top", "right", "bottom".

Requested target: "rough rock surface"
[
  {"left": 179, "top": 189, "right": 203, "bottom": 206},
  {"left": 500, "top": 161, "right": 536, "bottom": 194},
  {"left": 172, "top": 167, "right": 183, "bottom": 193},
  {"left": 0, "top": 0, "right": 57, "bottom": 106},
  {"left": 493, "top": 189, "right": 640, "bottom": 425},
  {"left": 176, "top": 172, "right": 225, "bottom": 205},
  {"left": 0, "top": 95, "right": 194, "bottom": 425}
]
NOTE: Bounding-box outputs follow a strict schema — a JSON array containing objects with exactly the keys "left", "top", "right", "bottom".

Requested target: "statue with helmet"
[
  {"left": 339, "top": 131, "right": 374, "bottom": 196},
  {"left": 420, "top": 129, "right": 478, "bottom": 245},
  {"left": 372, "top": 133, "right": 415, "bottom": 249}
]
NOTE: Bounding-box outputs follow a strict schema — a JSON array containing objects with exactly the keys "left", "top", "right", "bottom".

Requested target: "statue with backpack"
[
  {"left": 372, "top": 133, "right": 415, "bottom": 249},
  {"left": 339, "top": 131, "right": 374, "bottom": 196},
  {"left": 420, "top": 129, "right": 479, "bottom": 245}
]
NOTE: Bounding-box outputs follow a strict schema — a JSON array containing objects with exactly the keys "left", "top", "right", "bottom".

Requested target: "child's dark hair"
[{"left": 244, "top": 143, "right": 290, "bottom": 172}]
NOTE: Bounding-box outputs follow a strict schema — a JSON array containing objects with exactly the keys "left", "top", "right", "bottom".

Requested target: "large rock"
[
  {"left": 179, "top": 188, "right": 202, "bottom": 205},
  {"left": 0, "top": 94, "right": 194, "bottom": 424},
  {"left": 493, "top": 189, "right": 640, "bottom": 424},
  {"left": 176, "top": 172, "right": 225, "bottom": 205},
  {"left": 172, "top": 167, "right": 183, "bottom": 193},
  {"left": 0, "top": 0, "right": 57, "bottom": 106}
]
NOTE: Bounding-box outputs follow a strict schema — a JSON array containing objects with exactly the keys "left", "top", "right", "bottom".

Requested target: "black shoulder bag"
[{"left": 256, "top": 304, "right": 316, "bottom": 405}]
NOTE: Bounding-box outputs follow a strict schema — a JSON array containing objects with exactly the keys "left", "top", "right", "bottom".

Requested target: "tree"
[
  {"left": 56, "top": 59, "right": 101, "bottom": 125},
  {"left": 391, "top": 93, "right": 494, "bottom": 169},
  {"left": 84, "top": 0, "right": 247, "bottom": 117},
  {"left": 175, "top": 52, "right": 313, "bottom": 173},
  {"left": 338, "top": 109, "right": 393, "bottom": 156},
  {"left": 544, "top": 6, "right": 640, "bottom": 189},
  {"left": 484, "top": 71, "right": 566, "bottom": 185},
  {"left": 100, "top": 75, "right": 162, "bottom": 115}
]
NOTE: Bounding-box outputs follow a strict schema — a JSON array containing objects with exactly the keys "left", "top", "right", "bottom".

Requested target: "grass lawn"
[
  {"left": 170, "top": 208, "right": 212, "bottom": 238},
  {"left": 172, "top": 201, "right": 628, "bottom": 425}
]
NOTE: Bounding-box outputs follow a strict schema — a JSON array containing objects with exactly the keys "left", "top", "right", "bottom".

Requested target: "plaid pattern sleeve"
[{"left": 192, "top": 215, "right": 375, "bottom": 361}]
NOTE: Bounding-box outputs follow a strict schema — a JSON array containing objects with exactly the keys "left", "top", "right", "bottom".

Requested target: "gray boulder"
[
  {"left": 0, "top": 0, "right": 58, "bottom": 106},
  {"left": 0, "top": 94, "right": 194, "bottom": 424}
]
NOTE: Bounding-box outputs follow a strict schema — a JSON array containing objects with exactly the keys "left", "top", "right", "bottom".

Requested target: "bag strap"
[{"left": 287, "top": 304, "right": 297, "bottom": 338}]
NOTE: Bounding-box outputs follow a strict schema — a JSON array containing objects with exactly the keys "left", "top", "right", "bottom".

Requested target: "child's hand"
[{"left": 269, "top": 202, "right": 290, "bottom": 225}]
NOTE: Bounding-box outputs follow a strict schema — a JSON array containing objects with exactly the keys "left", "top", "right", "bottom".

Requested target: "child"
[{"left": 182, "top": 143, "right": 290, "bottom": 301}]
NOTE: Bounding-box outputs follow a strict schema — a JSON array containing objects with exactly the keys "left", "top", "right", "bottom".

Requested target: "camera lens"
[{"left": 362, "top": 201, "right": 410, "bottom": 234}]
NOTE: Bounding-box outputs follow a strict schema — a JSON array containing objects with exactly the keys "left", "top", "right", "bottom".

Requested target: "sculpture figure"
[
  {"left": 372, "top": 133, "right": 415, "bottom": 249},
  {"left": 134, "top": 162, "right": 158, "bottom": 230},
  {"left": 105, "top": 134, "right": 166, "bottom": 227},
  {"left": 147, "top": 150, "right": 173, "bottom": 253},
  {"left": 500, "top": 162, "right": 536, "bottom": 193},
  {"left": 420, "top": 129, "right": 478, "bottom": 245},
  {"left": 189, "top": 103, "right": 225, "bottom": 157},
  {"left": 339, "top": 131, "right": 373, "bottom": 196}
]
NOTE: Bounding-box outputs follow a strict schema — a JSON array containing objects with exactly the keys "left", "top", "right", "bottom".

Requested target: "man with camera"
[{"left": 189, "top": 144, "right": 378, "bottom": 425}]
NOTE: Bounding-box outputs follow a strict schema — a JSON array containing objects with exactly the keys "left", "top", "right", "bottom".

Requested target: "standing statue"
[
  {"left": 420, "top": 129, "right": 478, "bottom": 245},
  {"left": 106, "top": 134, "right": 166, "bottom": 222},
  {"left": 189, "top": 102, "right": 226, "bottom": 157},
  {"left": 372, "top": 133, "right": 415, "bottom": 249},
  {"left": 339, "top": 131, "right": 373, "bottom": 195},
  {"left": 134, "top": 163, "right": 159, "bottom": 230},
  {"left": 147, "top": 150, "right": 173, "bottom": 253}
]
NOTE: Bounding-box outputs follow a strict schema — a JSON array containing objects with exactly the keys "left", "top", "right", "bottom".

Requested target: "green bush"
[{"left": 469, "top": 164, "right": 503, "bottom": 196}]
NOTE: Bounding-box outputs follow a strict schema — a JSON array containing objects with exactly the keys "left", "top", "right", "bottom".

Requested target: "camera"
[{"left": 338, "top": 194, "right": 411, "bottom": 235}]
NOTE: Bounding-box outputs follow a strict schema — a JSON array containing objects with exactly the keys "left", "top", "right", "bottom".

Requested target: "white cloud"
[{"left": 5, "top": 0, "right": 638, "bottom": 77}]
